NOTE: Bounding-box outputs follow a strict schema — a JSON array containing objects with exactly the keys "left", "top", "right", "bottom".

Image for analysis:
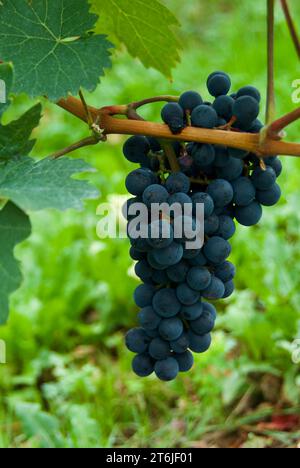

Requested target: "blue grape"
[
  {"left": 189, "top": 251, "right": 207, "bottom": 267},
  {"left": 214, "top": 146, "right": 230, "bottom": 167},
  {"left": 235, "top": 201, "right": 263, "bottom": 226},
  {"left": 249, "top": 119, "right": 264, "bottom": 133},
  {"left": 192, "top": 192, "right": 214, "bottom": 218},
  {"left": 190, "top": 308, "right": 215, "bottom": 335},
  {"left": 233, "top": 96, "right": 260, "bottom": 127},
  {"left": 265, "top": 157, "right": 282, "bottom": 178},
  {"left": 175, "top": 351, "right": 194, "bottom": 372},
  {"left": 213, "top": 95, "right": 234, "bottom": 120},
  {"left": 138, "top": 306, "right": 161, "bottom": 331},
  {"left": 236, "top": 85, "right": 261, "bottom": 103},
  {"left": 153, "top": 242, "right": 183, "bottom": 267},
  {"left": 214, "top": 261, "right": 236, "bottom": 283},
  {"left": 130, "top": 234, "right": 152, "bottom": 253},
  {"left": 256, "top": 183, "right": 281, "bottom": 206},
  {"left": 171, "top": 332, "right": 190, "bottom": 353},
  {"left": 153, "top": 288, "right": 181, "bottom": 318},
  {"left": 161, "top": 103, "right": 185, "bottom": 134},
  {"left": 207, "top": 179, "right": 234, "bottom": 208},
  {"left": 228, "top": 147, "right": 248, "bottom": 160},
  {"left": 251, "top": 166, "right": 276, "bottom": 190},
  {"left": 147, "top": 251, "right": 168, "bottom": 270},
  {"left": 155, "top": 357, "right": 179, "bottom": 381},
  {"left": 191, "top": 105, "right": 218, "bottom": 128},
  {"left": 143, "top": 184, "right": 169, "bottom": 207},
  {"left": 132, "top": 353, "right": 154, "bottom": 377},
  {"left": 179, "top": 91, "right": 203, "bottom": 111},
  {"left": 203, "top": 237, "right": 232, "bottom": 264},
  {"left": 181, "top": 303, "right": 203, "bottom": 321},
  {"left": 187, "top": 266, "right": 212, "bottom": 291},
  {"left": 205, "top": 213, "right": 220, "bottom": 236},
  {"left": 188, "top": 331, "right": 212, "bottom": 353},
  {"left": 166, "top": 172, "right": 190, "bottom": 194},
  {"left": 202, "top": 276, "right": 225, "bottom": 300},
  {"left": 147, "top": 220, "right": 174, "bottom": 250},
  {"left": 216, "top": 157, "right": 244, "bottom": 181},
  {"left": 126, "top": 168, "right": 157, "bottom": 196},
  {"left": 191, "top": 144, "right": 216, "bottom": 167},
  {"left": 207, "top": 73, "right": 231, "bottom": 97},
  {"left": 152, "top": 269, "right": 169, "bottom": 285},
  {"left": 216, "top": 215, "right": 236, "bottom": 240},
  {"left": 223, "top": 280, "right": 235, "bottom": 299},
  {"left": 149, "top": 337, "right": 170, "bottom": 360},
  {"left": 159, "top": 317, "right": 184, "bottom": 341},
  {"left": 130, "top": 246, "right": 146, "bottom": 261},
  {"left": 176, "top": 283, "right": 201, "bottom": 306},
  {"left": 134, "top": 284, "right": 156, "bottom": 308},
  {"left": 167, "top": 260, "right": 190, "bottom": 283},
  {"left": 232, "top": 177, "right": 256, "bottom": 206},
  {"left": 135, "top": 260, "right": 153, "bottom": 283},
  {"left": 202, "top": 302, "right": 217, "bottom": 321},
  {"left": 168, "top": 192, "right": 192, "bottom": 209},
  {"left": 126, "top": 328, "right": 150, "bottom": 354},
  {"left": 123, "top": 136, "right": 150, "bottom": 164}
]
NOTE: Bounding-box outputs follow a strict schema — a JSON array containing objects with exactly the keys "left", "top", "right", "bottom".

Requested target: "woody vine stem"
[{"left": 53, "top": 1, "right": 300, "bottom": 161}]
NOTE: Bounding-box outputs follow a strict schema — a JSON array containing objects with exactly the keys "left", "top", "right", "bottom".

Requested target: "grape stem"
[
  {"left": 281, "top": 0, "right": 300, "bottom": 59},
  {"left": 57, "top": 95, "right": 300, "bottom": 158}
]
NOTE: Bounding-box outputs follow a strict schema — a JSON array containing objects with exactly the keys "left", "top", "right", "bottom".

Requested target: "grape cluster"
[{"left": 123, "top": 72, "right": 282, "bottom": 381}]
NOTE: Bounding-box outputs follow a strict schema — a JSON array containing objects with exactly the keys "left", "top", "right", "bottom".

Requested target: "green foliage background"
[{"left": 0, "top": 0, "right": 300, "bottom": 448}]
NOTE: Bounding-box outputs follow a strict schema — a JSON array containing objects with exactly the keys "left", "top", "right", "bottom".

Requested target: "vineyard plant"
[{"left": 0, "top": 0, "right": 299, "bottom": 450}]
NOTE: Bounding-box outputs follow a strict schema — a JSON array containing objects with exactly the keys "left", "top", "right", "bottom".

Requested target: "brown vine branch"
[
  {"left": 266, "top": 0, "right": 276, "bottom": 124},
  {"left": 56, "top": 96, "right": 300, "bottom": 158},
  {"left": 281, "top": 0, "right": 300, "bottom": 59},
  {"left": 48, "top": 136, "right": 100, "bottom": 159}
]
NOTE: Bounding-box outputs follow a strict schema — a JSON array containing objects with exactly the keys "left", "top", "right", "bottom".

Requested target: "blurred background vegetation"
[{"left": 0, "top": 0, "right": 300, "bottom": 448}]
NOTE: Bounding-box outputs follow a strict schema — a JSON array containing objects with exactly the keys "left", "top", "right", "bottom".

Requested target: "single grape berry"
[
  {"left": 126, "top": 168, "right": 158, "bottom": 196},
  {"left": 235, "top": 201, "right": 263, "bottom": 226},
  {"left": 203, "top": 237, "right": 232, "bottom": 264},
  {"left": 125, "top": 328, "right": 150, "bottom": 354},
  {"left": 166, "top": 172, "right": 191, "bottom": 194},
  {"left": 153, "top": 288, "right": 182, "bottom": 318},
  {"left": 236, "top": 85, "right": 261, "bottom": 103},
  {"left": 161, "top": 103, "right": 185, "bottom": 134},
  {"left": 233, "top": 96, "right": 260, "bottom": 128},
  {"left": 256, "top": 183, "right": 281, "bottom": 206},
  {"left": 188, "top": 332, "right": 212, "bottom": 354},
  {"left": 132, "top": 354, "right": 154, "bottom": 377},
  {"left": 159, "top": 317, "right": 184, "bottom": 341},
  {"left": 207, "top": 179, "right": 234, "bottom": 208},
  {"left": 143, "top": 184, "right": 169, "bottom": 207},
  {"left": 213, "top": 95, "right": 234, "bottom": 120},
  {"left": 171, "top": 332, "right": 190, "bottom": 354},
  {"left": 191, "top": 105, "right": 218, "bottom": 129},
  {"left": 207, "top": 73, "right": 231, "bottom": 97},
  {"left": 179, "top": 91, "right": 203, "bottom": 112},
  {"left": 175, "top": 351, "right": 194, "bottom": 372},
  {"left": 123, "top": 136, "right": 150, "bottom": 164},
  {"left": 176, "top": 283, "right": 201, "bottom": 306},
  {"left": 155, "top": 357, "right": 179, "bottom": 381},
  {"left": 149, "top": 337, "right": 170, "bottom": 360}
]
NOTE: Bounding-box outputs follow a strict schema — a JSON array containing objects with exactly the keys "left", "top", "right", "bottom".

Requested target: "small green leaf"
[
  {"left": 91, "top": 0, "right": 181, "bottom": 78},
  {"left": 0, "top": 104, "right": 42, "bottom": 160},
  {"left": 0, "top": 0, "right": 114, "bottom": 100},
  {"left": 0, "top": 202, "right": 31, "bottom": 324},
  {"left": 0, "top": 157, "right": 99, "bottom": 212}
]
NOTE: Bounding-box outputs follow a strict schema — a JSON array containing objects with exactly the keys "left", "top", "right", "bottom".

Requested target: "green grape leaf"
[
  {"left": 0, "top": 62, "right": 13, "bottom": 117},
  {"left": 0, "top": 157, "right": 99, "bottom": 212},
  {"left": 0, "top": 202, "right": 31, "bottom": 324},
  {"left": 91, "top": 0, "right": 181, "bottom": 78},
  {"left": 0, "top": 104, "right": 42, "bottom": 160},
  {"left": 0, "top": 0, "right": 113, "bottom": 100}
]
